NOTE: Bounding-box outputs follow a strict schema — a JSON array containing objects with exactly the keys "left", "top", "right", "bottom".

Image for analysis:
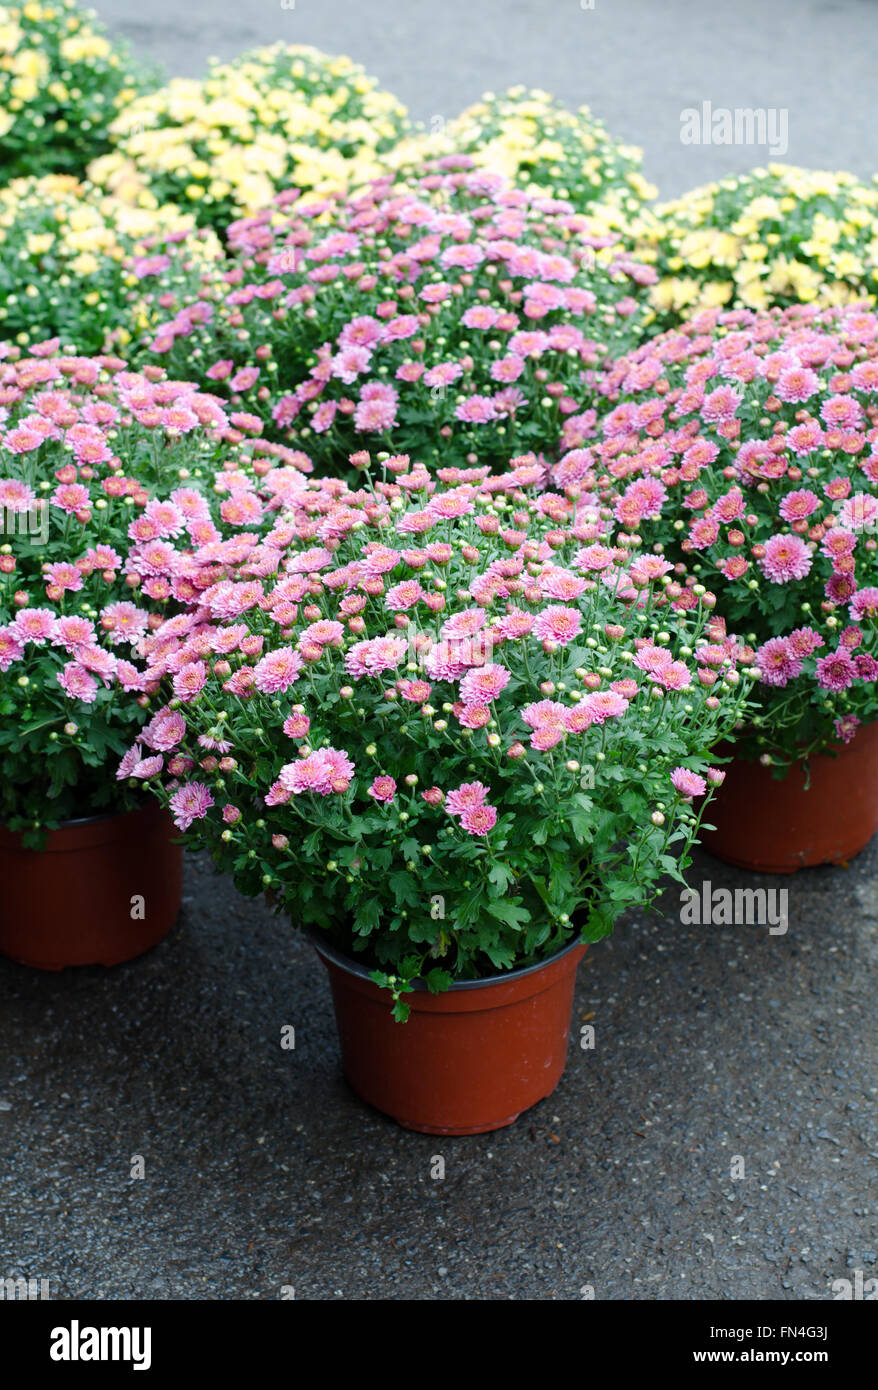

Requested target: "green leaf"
[
  {"left": 488, "top": 861, "right": 516, "bottom": 893},
  {"left": 485, "top": 898, "right": 530, "bottom": 931}
]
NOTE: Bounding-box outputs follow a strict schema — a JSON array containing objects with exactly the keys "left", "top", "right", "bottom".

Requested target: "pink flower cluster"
[
  {"left": 144, "top": 167, "right": 655, "bottom": 472},
  {"left": 555, "top": 303, "right": 878, "bottom": 747},
  {"left": 114, "top": 449, "right": 748, "bottom": 851},
  {"left": 0, "top": 347, "right": 316, "bottom": 826}
]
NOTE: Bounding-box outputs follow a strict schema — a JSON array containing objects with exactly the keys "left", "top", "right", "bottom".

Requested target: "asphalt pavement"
[
  {"left": 91, "top": 0, "right": 878, "bottom": 197},
  {"left": 2, "top": 840, "right": 876, "bottom": 1299}
]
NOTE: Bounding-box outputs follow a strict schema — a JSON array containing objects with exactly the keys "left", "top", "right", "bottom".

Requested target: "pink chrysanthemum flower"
[
  {"left": 670, "top": 767, "right": 707, "bottom": 799},
  {"left": 51, "top": 482, "right": 90, "bottom": 515},
  {"left": 461, "top": 305, "right": 499, "bottom": 330},
  {"left": 821, "top": 395, "right": 863, "bottom": 430},
  {"left": 459, "top": 664, "right": 511, "bottom": 704},
  {"left": 700, "top": 384, "right": 741, "bottom": 423},
  {"left": 428, "top": 492, "right": 476, "bottom": 520},
  {"left": 354, "top": 390, "right": 398, "bottom": 432},
  {"left": 850, "top": 587, "right": 878, "bottom": 621},
  {"left": 440, "top": 609, "right": 486, "bottom": 641},
  {"left": 710, "top": 488, "right": 745, "bottom": 524},
  {"left": 143, "top": 709, "right": 187, "bottom": 751},
  {"left": 786, "top": 421, "right": 824, "bottom": 455},
  {"left": 0, "top": 478, "right": 37, "bottom": 511},
  {"left": 344, "top": 635, "right": 408, "bottom": 679},
  {"left": 367, "top": 776, "right": 397, "bottom": 803},
  {"left": 628, "top": 555, "right": 673, "bottom": 585},
  {"left": 253, "top": 648, "right": 304, "bottom": 694},
  {"left": 519, "top": 699, "right": 567, "bottom": 730},
  {"left": 564, "top": 705, "right": 594, "bottom": 734},
  {"left": 172, "top": 660, "right": 208, "bottom": 703},
  {"left": 278, "top": 748, "right": 355, "bottom": 796},
  {"left": 688, "top": 517, "right": 720, "bottom": 550},
  {"left": 454, "top": 395, "right": 497, "bottom": 424},
  {"left": 460, "top": 804, "right": 497, "bottom": 835},
  {"left": 574, "top": 544, "right": 616, "bottom": 573},
  {"left": 398, "top": 678, "right": 432, "bottom": 704},
  {"left": 755, "top": 638, "right": 803, "bottom": 687},
  {"left": 759, "top": 533, "right": 813, "bottom": 583},
  {"left": 117, "top": 744, "right": 144, "bottom": 780},
  {"left": 787, "top": 625, "right": 825, "bottom": 658},
  {"left": 582, "top": 691, "right": 629, "bottom": 723},
  {"left": 57, "top": 662, "right": 98, "bottom": 704},
  {"left": 456, "top": 703, "right": 491, "bottom": 729},
  {"left": 385, "top": 580, "right": 426, "bottom": 611},
  {"left": 826, "top": 572, "right": 857, "bottom": 604},
  {"left": 282, "top": 712, "right": 311, "bottom": 738},
  {"left": 52, "top": 615, "right": 95, "bottom": 651},
  {"left": 445, "top": 781, "right": 490, "bottom": 818},
  {"left": 539, "top": 568, "right": 588, "bottom": 601},
  {"left": 779, "top": 489, "right": 820, "bottom": 523},
  {"left": 100, "top": 601, "right": 148, "bottom": 645},
  {"left": 331, "top": 346, "right": 373, "bottom": 384},
  {"left": 78, "top": 645, "right": 116, "bottom": 683},
  {"left": 13, "top": 607, "right": 55, "bottom": 644},
  {"left": 131, "top": 753, "right": 164, "bottom": 779},
  {"left": 493, "top": 610, "right": 534, "bottom": 641},
  {"left": 776, "top": 366, "right": 820, "bottom": 403},
  {"left": 532, "top": 605, "right": 583, "bottom": 646},
  {"left": 834, "top": 714, "right": 861, "bottom": 744},
  {"left": 529, "top": 724, "right": 564, "bottom": 750},
  {"left": 44, "top": 562, "right": 82, "bottom": 594},
  {"left": 839, "top": 493, "right": 878, "bottom": 531},
  {"left": 815, "top": 649, "right": 857, "bottom": 692},
  {"left": 490, "top": 355, "right": 526, "bottom": 383},
  {"left": 298, "top": 620, "right": 344, "bottom": 648},
  {"left": 169, "top": 782, "right": 214, "bottom": 830},
  {"left": 633, "top": 643, "right": 673, "bottom": 675},
  {"left": 648, "top": 660, "right": 691, "bottom": 691},
  {"left": 339, "top": 315, "right": 383, "bottom": 349}
]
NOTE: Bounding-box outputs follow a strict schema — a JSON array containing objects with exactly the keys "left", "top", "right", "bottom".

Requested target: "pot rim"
[
  {"left": 0, "top": 797, "right": 157, "bottom": 835},
  {"left": 310, "top": 930, "right": 586, "bottom": 993}
]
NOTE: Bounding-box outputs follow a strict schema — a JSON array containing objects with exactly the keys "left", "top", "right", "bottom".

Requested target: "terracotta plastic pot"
[
  {"left": 0, "top": 801, "right": 183, "bottom": 969},
  {"left": 315, "top": 936, "right": 588, "bottom": 1134},
  {"left": 702, "top": 720, "right": 878, "bottom": 874}
]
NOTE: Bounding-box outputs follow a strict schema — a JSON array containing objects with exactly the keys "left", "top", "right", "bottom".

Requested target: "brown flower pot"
[
  {"left": 315, "top": 937, "right": 588, "bottom": 1134},
  {"left": 0, "top": 801, "right": 183, "bottom": 969},
  {"left": 702, "top": 721, "right": 878, "bottom": 874}
]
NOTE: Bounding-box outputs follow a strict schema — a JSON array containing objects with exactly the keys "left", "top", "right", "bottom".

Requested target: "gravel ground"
[
  {"left": 2, "top": 840, "right": 876, "bottom": 1300},
  {"left": 90, "top": 0, "right": 878, "bottom": 197}
]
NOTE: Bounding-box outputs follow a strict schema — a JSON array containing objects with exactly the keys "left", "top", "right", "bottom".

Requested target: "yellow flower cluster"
[
  {"left": 0, "top": 173, "right": 221, "bottom": 352},
  {"left": 637, "top": 164, "right": 878, "bottom": 326},
  {"left": 385, "top": 86, "right": 656, "bottom": 226},
  {"left": 0, "top": 0, "right": 149, "bottom": 182},
  {"left": 89, "top": 43, "right": 410, "bottom": 230}
]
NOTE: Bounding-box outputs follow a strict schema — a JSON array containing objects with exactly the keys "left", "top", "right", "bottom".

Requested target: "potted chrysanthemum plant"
[
  {"left": 0, "top": 343, "right": 303, "bottom": 967},
  {"left": 124, "top": 454, "right": 751, "bottom": 1132},
  {"left": 556, "top": 301, "right": 878, "bottom": 872},
  {"left": 635, "top": 164, "right": 878, "bottom": 328},
  {"left": 138, "top": 164, "right": 656, "bottom": 475}
]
